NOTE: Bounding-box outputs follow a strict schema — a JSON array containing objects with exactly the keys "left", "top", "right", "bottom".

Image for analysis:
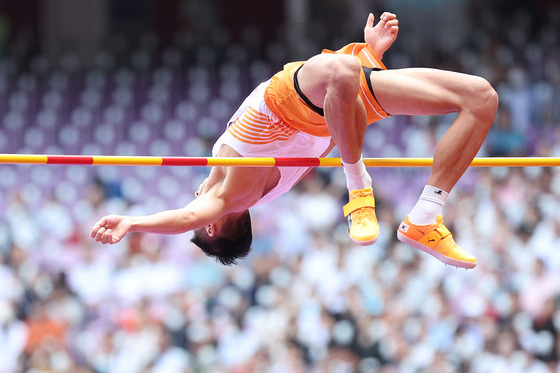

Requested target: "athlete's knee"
[
  {"left": 467, "top": 76, "right": 499, "bottom": 120},
  {"left": 326, "top": 55, "right": 362, "bottom": 97},
  {"left": 476, "top": 77, "right": 498, "bottom": 111}
]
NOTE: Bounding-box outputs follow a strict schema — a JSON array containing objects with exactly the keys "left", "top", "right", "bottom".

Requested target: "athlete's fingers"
[
  {"left": 366, "top": 13, "right": 375, "bottom": 28},
  {"left": 91, "top": 217, "right": 107, "bottom": 237},
  {"left": 386, "top": 27, "right": 399, "bottom": 38},
  {"left": 385, "top": 19, "right": 399, "bottom": 29},
  {"left": 94, "top": 226, "right": 106, "bottom": 242},
  {"left": 90, "top": 224, "right": 99, "bottom": 238},
  {"left": 103, "top": 229, "right": 113, "bottom": 244},
  {"left": 96, "top": 227, "right": 113, "bottom": 244},
  {"left": 196, "top": 177, "right": 209, "bottom": 197},
  {"left": 381, "top": 12, "right": 397, "bottom": 22},
  {"left": 91, "top": 223, "right": 103, "bottom": 237},
  {"left": 386, "top": 22, "right": 399, "bottom": 33}
]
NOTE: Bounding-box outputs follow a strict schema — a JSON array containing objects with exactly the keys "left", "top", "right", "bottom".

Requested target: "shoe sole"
[
  {"left": 397, "top": 230, "right": 477, "bottom": 269},
  {"left": 349, "top": 234, "right": 378, "bottom": 246},
  {"left": 347, "top": 213, "right": 379, "bottom": 246}
]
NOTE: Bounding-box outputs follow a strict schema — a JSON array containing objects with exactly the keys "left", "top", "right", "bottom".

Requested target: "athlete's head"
[{"left": 191, "top": 211, "right": 252, "bottom": 266}]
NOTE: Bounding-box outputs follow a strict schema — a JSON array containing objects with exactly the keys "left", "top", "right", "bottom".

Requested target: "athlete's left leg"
[
  {"left": 370, "top": 67, "right": 499, "bottom": 268},
  {"left": 297, "top": 53, "right": 378, "bottom": 245}
]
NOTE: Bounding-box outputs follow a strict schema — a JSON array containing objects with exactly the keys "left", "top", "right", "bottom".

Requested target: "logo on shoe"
[{"left": 400, "top": 223, "right": 409, "bottom": 233}]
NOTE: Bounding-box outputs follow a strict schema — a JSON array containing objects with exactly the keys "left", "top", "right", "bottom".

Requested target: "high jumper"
[{"left": 91, "top": 11, "right": 498, "bottom": 269}]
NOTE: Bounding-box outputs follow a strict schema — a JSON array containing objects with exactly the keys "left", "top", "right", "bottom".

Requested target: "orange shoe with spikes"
[
  {"left": 343, "top": 187, "right": 379, "bottom": 245},
  {"left": 397, "top": 215, "right": 477, "bottom": 269}
]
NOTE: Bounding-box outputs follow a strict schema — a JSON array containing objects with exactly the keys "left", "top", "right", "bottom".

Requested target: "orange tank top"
[{"left": 264, "top": 43, "right": 390, "bottom": 137}]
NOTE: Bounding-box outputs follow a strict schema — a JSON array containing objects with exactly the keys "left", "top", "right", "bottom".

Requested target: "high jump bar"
[{"left": 0, "top": 154, "right": 559, "bottom": 167}]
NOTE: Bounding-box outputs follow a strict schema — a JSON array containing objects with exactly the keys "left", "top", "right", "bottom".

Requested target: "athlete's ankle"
[
  {"left": 408, "top": 185, "right": 448, "bottom": 225},
  {"left": 342, "top": 155, "right": 372, "bottom": 191},
  {"left": 407, "top": 212, "right": 438, "bottom": 226}
]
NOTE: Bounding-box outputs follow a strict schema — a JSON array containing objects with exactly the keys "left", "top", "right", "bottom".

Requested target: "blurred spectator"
[{"left": 487, "top": 106, "right": 527, "bottom": 156}]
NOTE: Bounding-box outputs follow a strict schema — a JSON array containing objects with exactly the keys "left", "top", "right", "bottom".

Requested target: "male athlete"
[{"left": 91, "top": 12, "right": 498, "bottom": 269}]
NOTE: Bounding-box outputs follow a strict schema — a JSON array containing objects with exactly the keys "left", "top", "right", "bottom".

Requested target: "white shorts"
[{"left": 213, "top": 81, "right": 332, "bottom": 206}]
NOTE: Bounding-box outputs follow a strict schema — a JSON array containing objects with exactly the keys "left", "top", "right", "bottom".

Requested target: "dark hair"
[{"left": 190, "top": 212, "right": 252, "bottom": 266}]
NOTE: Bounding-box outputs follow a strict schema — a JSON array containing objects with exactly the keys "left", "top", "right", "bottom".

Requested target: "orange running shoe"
[
  {"left": 343, "top": 187, "right": 379, "bottom": 245},
  {"left": 397, "top": 215, "right": 477, "bottom": 269}
]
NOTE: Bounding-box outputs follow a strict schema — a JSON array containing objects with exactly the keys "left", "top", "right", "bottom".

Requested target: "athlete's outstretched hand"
[
  {"left": 364, "top": 12, "right": 399, "bottom": 59},
  {"left": 91, "top": 214, "right": 132, "bottom": 244}
]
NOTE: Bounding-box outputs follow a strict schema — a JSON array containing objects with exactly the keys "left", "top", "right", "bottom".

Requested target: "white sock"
[
  {"left": 408, "top": 185, "right": 449, "bottom": 225},
  {"left": 342, "top": 155, "right": 372, "bottom": 191}
]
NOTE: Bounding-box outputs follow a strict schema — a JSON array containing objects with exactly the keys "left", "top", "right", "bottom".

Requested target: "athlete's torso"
[
  {"left": 212, "top": 143, "right": 281, "bottom": 202},
  {"left": 212, "top": 81, "right": 332, "bottom": 206}
]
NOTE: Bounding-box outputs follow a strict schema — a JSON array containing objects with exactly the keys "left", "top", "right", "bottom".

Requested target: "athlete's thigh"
[{"left": 370, "top": 68, "right": 483, "bottom": 116}]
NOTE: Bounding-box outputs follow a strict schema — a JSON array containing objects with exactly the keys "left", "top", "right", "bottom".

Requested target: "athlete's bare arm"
[
  {"left": 364, "top": 12, "right": 399, "bottom": 59},
  {"left": 90, "top": 192, "right": 229, "bottom": 244},
  {"left": 91, "top": 145, "right": 276, "bottom": 244}
]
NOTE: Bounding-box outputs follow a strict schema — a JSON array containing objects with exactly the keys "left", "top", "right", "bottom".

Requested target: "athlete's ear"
[{"left": 206, "top": 224, "right": 216, "bottom": 237}]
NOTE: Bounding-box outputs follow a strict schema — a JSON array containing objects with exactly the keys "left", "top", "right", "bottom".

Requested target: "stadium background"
[{"left": 0, "top": 0, "right": 559, "bottom": 372}]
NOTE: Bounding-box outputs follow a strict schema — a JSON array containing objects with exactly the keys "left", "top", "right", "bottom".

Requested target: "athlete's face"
[{"left": 193, "top": 177, "right": 225, "bottom": 236}]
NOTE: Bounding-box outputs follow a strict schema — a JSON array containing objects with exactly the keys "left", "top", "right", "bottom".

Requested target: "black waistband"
[
  {"left": 362, "top": 66, "right": 381, "bottom": 97},
  {"left": 293, "top": 65, "right": 324, "bottom": 116},
  {"left": 362, "top": 66, "right": 390, "bottom": 116}
]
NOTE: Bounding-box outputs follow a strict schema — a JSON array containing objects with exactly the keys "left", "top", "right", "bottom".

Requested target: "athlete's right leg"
[
  {"left": 297, "top": 54, "right": 378, "bottom": 245},
  {"left": 369, "top": 68, "right": 498, "bottom": 268}
]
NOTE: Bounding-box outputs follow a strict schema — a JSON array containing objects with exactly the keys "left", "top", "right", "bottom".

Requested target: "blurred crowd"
[{"left": 1, "top": 1, "right": 560, "bottom": 372}]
